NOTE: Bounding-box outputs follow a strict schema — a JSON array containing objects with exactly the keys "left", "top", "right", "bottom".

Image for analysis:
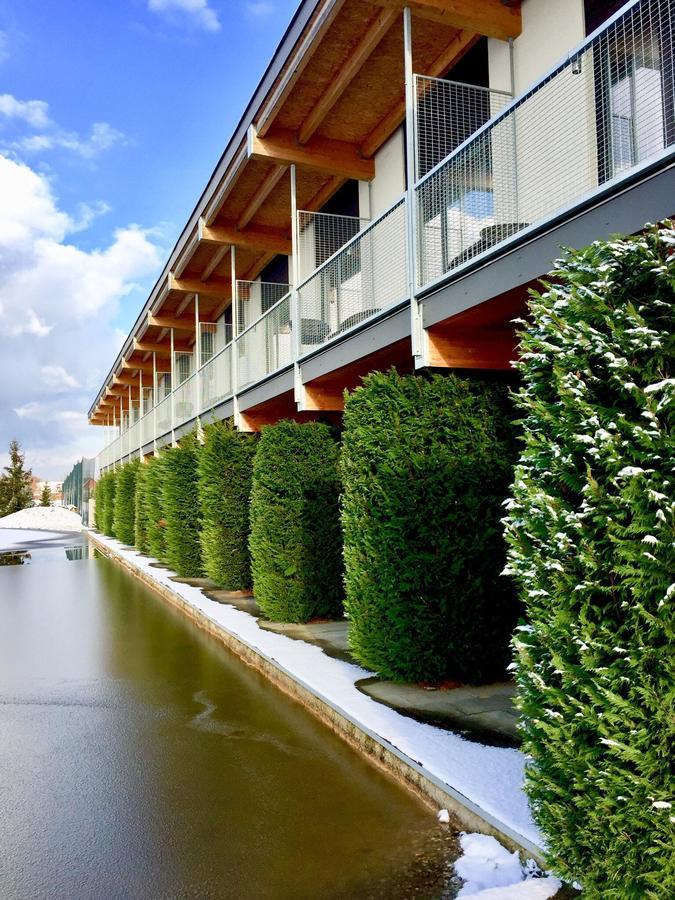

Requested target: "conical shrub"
[
  {"left": 145, "top": 454, "right": 167, "bottom": 562},
  {"left": 161, "top": 434, "right": 202, "bottom": 578},
  {"left": 249, "top": 420, "right": 343, "bottom": 622},
  {"left": 197, "top": 420, "right": 257, "bottom": 589},
  {"left": 134, "top": 461, "right": 150, "bottom": 552},
  {"left": 113, "top": 460, "right": 138, "bottom": 545}
]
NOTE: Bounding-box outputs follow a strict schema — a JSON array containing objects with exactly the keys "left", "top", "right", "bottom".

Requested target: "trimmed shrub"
[
  {"left": 113, "top": 460, "right": 138, "bottom": 545},
  {"left": 250, "top": 420, "right": 343, "bottom": 622},
  {"left": 134, "top": 461, "right": 150, "bottom": 552},
  {"left": 145, "top": 454, "right": 167, "bottom": 562},
  {"left": 197, "top": 420, "right": 257, "bottom": 589},
  {"left": 102, "top": 470, "right": 117, "bottom": 538},
  {"left": 161, "top": 434, "right": 203, "bottom": 578},
  {"left": 503, "top": 226, "right": 675, "bottom": 896},
  {"left": 341, "top": 370, "right": 519, "bottom": 684},
  {"left": 94, "top": 472, "right": 108, "bottom": 531}
]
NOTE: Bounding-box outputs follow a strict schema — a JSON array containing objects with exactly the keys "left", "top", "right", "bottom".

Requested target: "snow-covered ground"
[
  {"left": 0, "top": 506, "right": 82, "bottom": 533},
  {"left": 89, "top": 531, "right": 542, "bottom": 851},
  {"left": 454, "top": 833, "right": 561, "bottom": 898}
]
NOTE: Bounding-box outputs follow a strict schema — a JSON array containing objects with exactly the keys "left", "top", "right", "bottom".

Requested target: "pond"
[{"left": 0, "top": 532, "right": 459, "bottom": 899}]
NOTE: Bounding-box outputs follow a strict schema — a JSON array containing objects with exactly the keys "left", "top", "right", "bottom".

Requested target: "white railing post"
[
  {"left": 152, "top": 351, "right": 158, "bottom": 456},
  {"left": 195, "top": 294, "right": 204, "bottom": 441},
  {"left": 290, "top": 164, "right": 303, "bottom": 406},
  {"left": 170, "top": 328, "right": 176, "bottom": 446},
  {"left": 403, "top": 6, "right": 423, "bottom": 366},
  {"left": 231, "top": 246, "right": 241, "bottom": 427}
]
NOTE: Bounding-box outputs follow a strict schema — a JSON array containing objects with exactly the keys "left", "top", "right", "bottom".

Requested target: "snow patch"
[
  {"left": 0, "top": 506, "right": 82, "bottom": 533},
  {"left": 455, "top": 833, "right": 561, "bottom": 898}
]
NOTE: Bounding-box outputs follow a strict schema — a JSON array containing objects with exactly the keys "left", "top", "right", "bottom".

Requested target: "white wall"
[{"left": 368, "top": 126, "right": 406, "bottom": 219}]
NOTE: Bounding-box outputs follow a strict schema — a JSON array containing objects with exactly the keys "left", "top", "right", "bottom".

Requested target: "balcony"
[
  {"left": 98, "top": 0, "right": 674, "bottom": 472},
  {"left": 415, "top": 0, "right": 675, "bottom": 292}
]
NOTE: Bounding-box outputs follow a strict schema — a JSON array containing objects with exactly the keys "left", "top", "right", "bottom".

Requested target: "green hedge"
[
  {"left": 161, "top": 434, "right": 203, "bottom": 578},
  {"left": 197, "top": 420, "right": 257, "bottom": 590},
  {"left": 94, "top": 472, "right": 108, "bottom": 531},
  {"left": 134, "top": 461, "right": 150, "bottom": 552},
  {"left": 250, "top": 420, "right": 343, "bottom": 622},
  {"left": 341, "top": 370, "right": 519, "bottom": 683},
  {"left": 503, "top": 226, "right": 675, "bottom": 896},
  {"left": 145, "top": 454, "right": 167, "bottom": 562},
  {"left": 101, "top": 470, "right": 117, "bottom": 538},
  {"left": 113, "top": 460, "right": 138, "bottom": 545}
]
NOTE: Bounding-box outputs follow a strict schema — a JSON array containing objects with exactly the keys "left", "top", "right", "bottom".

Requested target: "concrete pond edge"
[{"left": 88, "top": 531, "right": 545, "bottom": 866}]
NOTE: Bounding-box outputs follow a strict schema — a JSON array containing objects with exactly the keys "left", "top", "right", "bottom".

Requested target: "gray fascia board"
[
  {"left": 422, "top": 159, "right": 675, "bottom": 329},
  {"left": 88, "top": 0, "right": 324, "bottom": 419},
  {"left": 237, "top": 368, "right": 295, "bottom": 411},
  {"left": 300, "top": 305, "right": 411, "bottom": 383}
]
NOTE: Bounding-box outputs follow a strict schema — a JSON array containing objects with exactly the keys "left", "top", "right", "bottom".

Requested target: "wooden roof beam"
[
  {"left": 200, "top": 244, "right": 230, "bottom": 281},
  {"left": 147, "top": 315, "right": 199, "bottom": 333},
  {"left": 255, "top": 0, "right": 349, "bottom": 138},
  {"left": 248, "top": 125, "right": 374, "bottom": 181},
  {"left": 362, "top": 28, "right": 478, "bottom": 158},
  {"left": 371, "top": 0, "right": 521, "bottom": 40},
  {"left": 169, "top": 274, "right": 230, "bottom": 298},
  {"left": 200, "top": 220, "right": 291, "bottom": 256},
  {"left": 133, "top": 339, "right": 191, "bottom": 356},
  {"left": 238, "top": 165, "right": 287, "bottom": 230},
  {"left": 298, "top": 7, "right": 399, "bottom": 145},
  {"left": 122, "top": 358, "right": 172, "bottom": 374}
]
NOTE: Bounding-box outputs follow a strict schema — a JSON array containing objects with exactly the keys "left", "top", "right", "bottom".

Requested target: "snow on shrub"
[
  {"left": 503, "top": 224, "right": 675, "bottom": 896},
  {"left": 161, "top": 434, "right": 202, "bottom": 578},
  {"left": 249, "top": 420, "right": 343, "bottom": 622},
  {"left": 197, "top": 420, "right": 257, "bottom": 590},
  {"left": 113, "top": 460, "right": 138, "bottom": 546},
  {"left": 341, "top": 370, "right": 519, "bottom": 683}
]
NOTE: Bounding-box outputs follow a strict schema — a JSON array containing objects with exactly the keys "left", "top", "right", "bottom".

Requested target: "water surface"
[{"left": 0, "top": 536, "right": 458, "bottom": 899}]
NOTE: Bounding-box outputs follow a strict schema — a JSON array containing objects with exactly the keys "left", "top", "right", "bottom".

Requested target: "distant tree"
[
  {"left": 0, "top": 440, "right": 33, "bottom": 517},
  {"left": 39, "top": 483, "right": 52, "bottom": 507}
]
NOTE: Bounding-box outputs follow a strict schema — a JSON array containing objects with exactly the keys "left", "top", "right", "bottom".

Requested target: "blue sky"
[{"left": 0, "top": 0, "right": 297, "bottom": 478}]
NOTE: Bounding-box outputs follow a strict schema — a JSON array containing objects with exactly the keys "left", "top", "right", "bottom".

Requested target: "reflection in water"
[
  {"left": 0, "top": 544, "right": 459, "bottom": 900},
  {"left": 0, "top": 551, "right": 30, "bottom": 566}
]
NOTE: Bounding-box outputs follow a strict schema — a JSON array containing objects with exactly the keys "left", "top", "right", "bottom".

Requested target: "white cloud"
[
  {"left": 40, "top": 365, "right": 81, "bottom": 391},
  {"left": 0, "top": 93, "right": 51, "bottom": 128},
  {"left": 0, "top": 153, "right": 163, "bottom": 479},
  {"left": 148, "top": 0, "right": 220, "bottom": 32},
  {"left": 13, "top": 121, "right": 126, "bottom": 159},
  {"left": 245, "top": 2, "right": 275, "bottom": 19}
]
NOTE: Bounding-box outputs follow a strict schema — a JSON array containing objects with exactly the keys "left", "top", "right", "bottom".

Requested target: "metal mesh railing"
[
  {"left": 297, "top": 211, "right": 369, "bottom": 282},
  {"left": 236, "top": 292, "right": 293, "bottom": 389},
  {"left": 236, "top": 281, "right": 289, "bottom": 335},
  {"left": 415, "top": 76, "right": 512, "bottom": 179},
  {"left": 199, "top": 321, "right": 232, "bottom": 367},
  {"left": 415, "top": 0, "right": 675, "bottom": 289},
  {"left": 155, "top": 393, "right": 172, "bottom": 439},
  {"left": 200, "top": 342, "right": 233, "bottom": 411},
  {"left": 173, "top": 372, "right": 198, "bottom": 427},
  {"left": 297, "top": 197, "right": 407, "bottom": 355},
  {"left": 140, "top": 413, "right": 153, "bottom": 448},
  {"left": 127, "top": 419, "right": 142, "bottom": 458}
]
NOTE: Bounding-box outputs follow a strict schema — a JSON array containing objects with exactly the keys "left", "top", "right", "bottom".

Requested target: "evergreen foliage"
[
  {"left": 249, "top": 420, "right": 343, "bottom": 622},
  {"left": 197, "top": 420, "right": 257, "bottom": 589},
  {"left": 145, "top": 454, "right": 167, "bottom": 562},
  {"left": 113, "top": 460, "right": 138, "bottom": 545},
  {"left": 341, "top": 370, "right": 519, "bottom": 683},
  {"left": 100, "top": 470, "right": 117, "bottom": 537},
  {"left": 39, "top": 483, "right": 52, "bottom": 507},
  {"left": 503, "top": 225, "right": 675, "bottom": 896},
  {"left": 134, "top": 461, "right": 150, "bottom": 552},
  {"left": 161, "top": 435, "right": 203, "bottom": 577},
  {"left": 93, "top": 473, "right": 107, "bottom": 531},
  {"left": 0, "top": 440, "right": 33, "bottom": 516}
]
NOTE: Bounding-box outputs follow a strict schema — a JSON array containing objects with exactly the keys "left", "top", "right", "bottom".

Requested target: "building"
[
  {"left": 62, "top": 458, "right": 96, "bottom": 524},
  {"left": 31, "top": 479, "right": 64, "bottom": 505},
  {"left": 89, "top": 0, "right": 675, "bottom": 465}
]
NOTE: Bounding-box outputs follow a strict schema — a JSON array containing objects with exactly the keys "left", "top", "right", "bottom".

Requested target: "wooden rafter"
[
  {"left": 255, "top": 0, "right": 349, "bottom": 138},
  {"left": 298, "top": 7, "right": 399, "bottom": 145},
  {"left": 122, "top": 358, "right": 171, "bottom": 374},
  {"left": 169, "top": 275, "right": 230, "bottom": 298},
  {"left": 238, "top": 165, "right": 287, "bottom": 230},
  {"left": 146, "top": 315, "right": 198, "bottom": 333},
  {"left": 371, "top": 0, "right": 521, "bottom": 40},
  {"left": 201, "top": 221, "right": 291, "bottom": 256},
  {"left": 200, "top": 244, "right": 230, "bottom": 281},
  {"left": 361, "top": 28, "right": 478, "bottom": 158},
  {"left": 248, "top": 125, "right": 374, "bottom": 181}
]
